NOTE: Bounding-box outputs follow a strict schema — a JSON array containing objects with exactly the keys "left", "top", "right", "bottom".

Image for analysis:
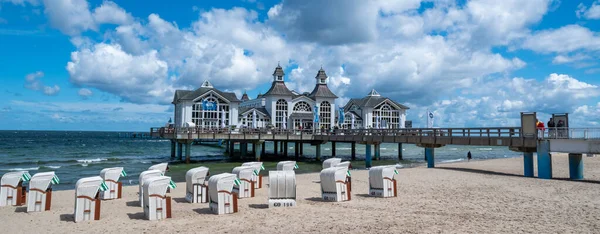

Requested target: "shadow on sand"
[
  {"left": 436, "top": 167, "right": 600, "bottom": 185},
  {"left": 59, "top": 214, "right": 74, "bottom": 222}
]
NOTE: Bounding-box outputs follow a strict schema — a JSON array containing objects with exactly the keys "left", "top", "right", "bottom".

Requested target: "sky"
[{"left": 0, "top": 0, "right": 600, "bottom": 131}]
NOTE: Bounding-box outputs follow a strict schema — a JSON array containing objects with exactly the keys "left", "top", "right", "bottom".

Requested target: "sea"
[{"left": 0, "top": 130, "right": 523, "bottom": 190}]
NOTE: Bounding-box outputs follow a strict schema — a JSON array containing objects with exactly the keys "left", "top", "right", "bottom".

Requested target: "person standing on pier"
[
  {"left": 536, "top": 119, "right": 545, "bottom": 139},
  {"left": 547, "top": 118, "right": 556, "bottom": 138}
]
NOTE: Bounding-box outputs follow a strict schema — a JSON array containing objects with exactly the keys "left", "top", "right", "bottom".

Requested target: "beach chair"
[
  {"left": 0, "top": 171, "right": 30, "bottom": 207},
  {"left": 99, "top": 167, "right": 124, "bottom": 200},
  {"left": 277, "top": 161, "right": 297, "bottom": 171},
  {"left": 368, "top": 166, "right": 398, "bottom": 198},
  {"left": 139, "top": 170, "right": 162, "bottom": 207},
  {"left": 241, "top": 162, "right": 264, "bottom": 189},
  {"left": 27, "top": 171, "right": 58, "bottom": 212},
  {"left": 74, "top": 176, "right": 103, "bottom": 222},
  {"left": 148, "top": 163, "right": 168, "bottom": 174},
  {"left": 185, "top": 167, "right": 209, "bottom": 203},
  {"left": 232, "top": 166, "right": 255, "bottom": 198},
  {"left": 143, "top": 176, "right": 172, "bottom": 221},
  {"left": 268, "top": 170, "right": 296, "bottom": 208},
  {"left": 335, "top": 161, "right": 352, "bottom": 192},
  {"left": 208, "top": 173, "right": 238, "bottom": 215},
  {"left": 320, "top": 167, "right": 351, "bottom": 202},
  {"left": 322, "top": 158, "right": 342, "bottom": 169}
]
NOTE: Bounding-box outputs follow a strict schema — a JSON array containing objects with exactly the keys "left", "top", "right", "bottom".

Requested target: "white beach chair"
[
  {"left": 368, "top": 166, "right": 398, "bottom": 198},
  {"left": 0, "top": 171, "right": 29, "bottom": 207},
  {"left": 232, "top": 166, "right": 255, "bottom": 198},
  {"left": 27, "top": 171, "right": 57, "bottom": 212},
  {"left": 143, "top": 176, "right": 172, "bottom": 221},
  {"left": 241, "top": 162, "right": 264, "bottom": 189},
  {"left": 208, "top": 173, "right": 238, "bottom": 215},
  {"left": 74, "top": 176, "right": 103, "bottom": 222},
  {"left": 139, "top": 170, "right": 162, "bottom": 207},
  {"left": 335, "top": 161, "right": 352, "bottom": 192},
  {"left": 99, "top": 167, "right": 124, "bottom": 200},
  {"left": 320, "top": 167, "right": 351, "bottom": 202},
  {"left": 277, "top": 161, "right": 297, "bottom": 171},
  {"left": 268, "top": 170, "right": 296, "bottom": 208},
  {"left": 322, "top": 158, "right": 342, "bottom": 169},
  {"left": 185, "top": 167, "right": 209, "bottom": 203},
  {"left": 148, "top": 163, "right": 168, "bottom": 175}
]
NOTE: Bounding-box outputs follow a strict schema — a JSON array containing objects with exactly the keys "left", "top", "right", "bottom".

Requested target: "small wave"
[
  {"left": 44, "top": 166, "right": 61, "bottom": 169},
  {"left": 380, "top": 148, "right": 387, "bottom": 150},
  {"left": 77, "top": 158, "right": 108, "bottom": 163},
  {"left": 1, "top": 167, "right": 40, "bottom": 171},
  {"left": 478, "top": 148, "right": 493, "bottom": 151},
  {"left": 449, "top": 148, "right": 458, "bottom": 151},
  {"left": 80, "top": 164, "right": 89, "bottom": 167},
  {"left": 337, "top": 148, "right": 351, "bottom": 150},
  {"left": 441, "top": 159, "right": 465, "bottom": 163}
]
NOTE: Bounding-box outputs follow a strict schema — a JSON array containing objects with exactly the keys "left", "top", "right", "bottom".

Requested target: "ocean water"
[{"left": 0, "top": 130, "right": 522, "bottom": 190}]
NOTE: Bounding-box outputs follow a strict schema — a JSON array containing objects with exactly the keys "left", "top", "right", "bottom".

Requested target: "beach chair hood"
[
  {"left": 1, "top": 171, "right": 27, "bottom": 187},
  {"left": 268, "top": 171, "right": 296, "bottom": 199},
  {"left": 143, "top": 176, "right": 171, "bottom": 199},
  {"left": 369, "top": 165, "right": 396, "bottom": 189},
  {"left": 100, "top": 167, "right": 123, "bottom": 182},
  {"left": 75, "top": 176, "right": 103, "bottom": 198},
  {"left": 30, "top": 172, "right": 55, "bottom": 191},
  {"left": 320, "top": 167, "right": 347, "bottom": 193},
  {"left": 232, "top": 166, "right": 254, "bottom": 182},
  {"left": 186, "top": 167, "right": 209, "bottom": 193},
  {"left": 335, "top": 161, "right": 351, "bottom": 170},
  {"left": 277, "top": 161, "right": 296, "bottom": 171},
  {"left": 241, "top": 162, "right": 263, "bottom": 174},
  {"left": 322, "top": 158, "right": 342, "bottom": 169},
  {"left": 148, "top": 163, "right": 168, "bottom": 174},
  {"left": 208, "top": 173, "right": 236, "bottom": 202}
]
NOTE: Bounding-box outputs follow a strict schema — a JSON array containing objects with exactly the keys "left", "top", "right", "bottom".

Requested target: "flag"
[
  {"left": 294, "top": 163, "right": 299, "bottom": 169},
  {"left": 203, "top": 100, "right": 217, "bottom": 111},
  {"left": 221, "top": 108, "right": 226, "bottom": 128},
  {"left": 260, "top": 164, "right": 265, "bottom": 170},
  {"left": 99, "top": 181, "right": 109, "bottom": 191},
  {"left": 234, "top": 178, "right": 241, "bottom": 186},
  {"left": 394, "top": 169, "right": 399, "bottom": 175},
  {"left": 346, "top": 170, "right": 351, "bottom": 177},
  {"left": 427, "top": 110, "right": 434, "bottom": 128},
  {"left": 351, "top": 114, "right": 355, "bottom": 129},
  {"left": 253, "top": 170, "right": 259, "bottom": 176},
  {"left": 313, "top": 105, "right": 319, "bottom": 123},
  {"left": 120, "top": 169, "right": 127, "bottom": 177},
  {"left": 283, "top": 114, "right": 287, "bottom": 129},
  {"left": 21, "top": 172, "right": 31, "bottom": 182},
  {"left": 252, "top": 109, "right": 257, "bottom": 128},
  {"left": 376, "top": 115, "right": 380, "bottom": 129},
  {"left": 338, "top": 108, "right": 345, "bottom": 125},
  {"left": 51, "top": 175, "right": 60, "bottom": 185},
  {"left": 169, "top": 180, "right": 177, "bottom": 189}
]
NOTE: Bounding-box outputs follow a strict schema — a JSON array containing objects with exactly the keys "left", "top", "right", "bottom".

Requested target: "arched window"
[
  {"left": 373, "top": 103, "right": 399, "bottom": 129},
  {"left": 275, "top": 99, "right": 288, "bottom": 129},
  {"left": 343, "top": 112, "right": 362, "bottom": 129},
  {"left": 293, "top": 101, "right": 311, "bottom": 112},
  {"left": 191, "top": 93, "right": 229, "bottom": 128},
  {"left": 319, "top": 101, "right": 331, "bottom": 129}
]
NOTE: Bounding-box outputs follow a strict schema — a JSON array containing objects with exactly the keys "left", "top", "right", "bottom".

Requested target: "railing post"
[{"left": 584, "top": 130, "right": 588, "bottom": 139}]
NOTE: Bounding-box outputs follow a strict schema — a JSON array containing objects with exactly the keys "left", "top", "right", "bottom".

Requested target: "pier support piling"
[
  {"left": 398, "top": 143, "right": 403, "bottom": 161},
  {"left": 170, "top": 140, "right": 176, "bottom": 159},
  {"left": 224, "top": 141, "right": 230, "bottom": 154},
  {"left": 300, "top": 142, "right": 304, "bottom": 157},
  {"left": 536, "top": 140, "right": 553, "bottom": 179},
  {"left": 185, "top": 142, "right": 191, "bottom": 164},
  {"left": 374, "top": 144, "right": 381, "bottom": 161},
  {"left": 254, "top": 142, "right": 263, "bottom": 161},
  {"left": 425, "top": 148, "right": 435, "bottom": 168},
  {"left": 351, "top": 142, "right": 356, "bottom": 161},
  {"left": 280, "top": 141, "right": 284, "bottom": 153},
  {"left": 294, "top": 142, "right": 299, "bottom": 160},
  {"left": 229, "top": 141, "right": 235, "bottom": 158},
  {"left": 241, "top": 143, "right": 248, "bottom": 158},
  {"left": 177, "top": 142, "right": 183, "bottom": 160},
  {"left": 283, "top": 142, "right": 288, "bottom": 158},
  {"left": 365, "top": 144, "right": 372, "bottom": 168},
  {"left": 316, "top": 144, "right": 322, "bottom": 161},
  {"left": 261, "top": 141, "right": 266, "bottom": 158},
  {"left": 568, "top": 153, "right": 583, "bottom": 180},
  {"left": 274, "top": 141, "right": 278, "bottom": 157},
  {"left": 332, "top": 142, "right": 336, "bottom": 157},
  {"left": 523, "top": 152, "right": 534, "bottom": 177}
]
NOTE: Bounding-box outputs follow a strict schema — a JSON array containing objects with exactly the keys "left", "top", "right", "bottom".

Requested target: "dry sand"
[{"left": 2, "top": 154, "right": 600, "bottom": 234}]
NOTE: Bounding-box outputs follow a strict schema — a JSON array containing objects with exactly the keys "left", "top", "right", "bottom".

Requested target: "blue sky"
[{"left": 1, "top": 0, "right": 600, "bottom": 131}]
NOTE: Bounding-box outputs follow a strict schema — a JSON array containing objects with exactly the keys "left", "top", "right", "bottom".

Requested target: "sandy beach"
[{"left": 2, "top": 154, "right": 600, "bottom": 234}]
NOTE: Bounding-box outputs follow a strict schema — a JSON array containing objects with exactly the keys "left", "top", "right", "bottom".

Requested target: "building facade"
[
  {"left": 172, "top": 80, "right": 241, "bottom": 128},
  {"left": 342, "top": 89, "right": 409, "bottom": 129}
]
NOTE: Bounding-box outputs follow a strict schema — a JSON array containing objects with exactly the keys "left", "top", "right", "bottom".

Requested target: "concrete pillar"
[
  {"left": 398, "top": 143, "right": 403, "bottom": 161},
  {"left": 316, "top": 144, "right": 322, "bottom": 161},
  {"left": 425, "top": 148, "right": 435, "bottom": 168},
  {"left": 170, "top": 140, "right": 176, "bottom": 159},
  {"left": 274, "top": 141, "right": 278, "bottom": 157},
  {"left": 536, "top": 140, "right": 552, "bottom": 179},
  {"left": 241, "top": 143, "right": 248, "bottom": 158},
  {"left": 229, "top": 141, "right": 235, "bottom": 157},
  {"left": 294, "top": 142, "right": 299, "bottom": 160},
  {"left": 177, "top": 142, "right": 183, "bottom": 160},
  {"left": 261, "top": 141, "right": 266, "bottom": 158},
  {"left": 332, "top": 142, "right": 336, "bottom": 157},
  {"left": 523, "top": 152, "right": 534, "bottom": 177},
  {"left": 351, "top": 142, "right": 356, "bottom": 161},
  {"left": 300, "top": 142, "right": 304, "bottom": 157},
  {"left": 374, "top": 144, "right": 380, "bottom": 161},
  {"left": 365, "top": 144, "right": 372, "bottom": 168},
  {"left": 254, "top": 142, "right": 263, "bottom": 161},
  {"left": 280, "top": 141, "right": 284, "bottom": 153},
  {"left": 251, "top": 143, "right": 255, "bottom": 156},
  {"left": 283, "top": 142, "right": 288, "bottom": 157},
  {"left": 568, "top": 153, "right": 583, "bottom": 180},
  {"left": 224, "top": 141, "right": 229, "bottom": 154},
  {"left": 185, "top": 142, "right": 191, "bottom": 164}
]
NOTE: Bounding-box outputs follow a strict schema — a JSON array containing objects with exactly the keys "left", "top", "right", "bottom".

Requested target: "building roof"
[
  {"left": 264, "top": 80, "right": 294, "bottom": 96},
  {"left": 239, "top": 107, "right": 270, "bottom": 118},
  {"left": 346, "top": 111, "right": 362, "bottom": 120},
  {"left": 309, "top": 84, "right": 338, "bottom": 99},
  {"left": 175, "top": 86, "right": 241, "bottom": 103},
  {"left": 172, "top": 90, "right": 192, "bottom": 104},
  {"left": 273, "top": 64, "right": 285, "bottom": 77},
  {"left": 315, "top": 67, "right": 327, "bottom": 80},
  {"left": 241, "top": 92, "right": 250, "bottom": 101},
  {"left": 344, "top": 89, "right": 409, "bottom": 110}
]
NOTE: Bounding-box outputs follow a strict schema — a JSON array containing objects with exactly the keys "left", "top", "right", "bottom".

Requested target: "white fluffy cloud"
[
  {"left": 24, "top": 71, "right": 61, "bottom": 96},
  {"left": 577, "top": 1, "right": 600, "bottom": 19},
  {"left": 77, "top": 88, "right": 92, "bottom": 98},
  {"left": 522, "top": 25, "right": 600, "bottom": 53},
  {"left": 42, "top": 0, "right": 96, "bottom": 35},
  {"left": 92, "top": 1, "right": 133, "bottom": 25}
]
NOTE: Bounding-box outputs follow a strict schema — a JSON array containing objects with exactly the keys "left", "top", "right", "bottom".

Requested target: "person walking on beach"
[{"left": 467, "top": 151, "right": 472, "bottom": 161}]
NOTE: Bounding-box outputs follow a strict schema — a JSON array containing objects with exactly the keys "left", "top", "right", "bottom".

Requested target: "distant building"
[
  {"left": 239, "top": 65, "right": 338, "bottom": 129},
  {"left": 342, "top": 89, "right": 409, "bottom": 129},
  {"left": 171, "top": 80, "right": 241, "bottom": 128}
]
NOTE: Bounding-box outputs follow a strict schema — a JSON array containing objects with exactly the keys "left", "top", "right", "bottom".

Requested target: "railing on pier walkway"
[{"left": 542, "top": 127, "right": 600, "bottom": 140}]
